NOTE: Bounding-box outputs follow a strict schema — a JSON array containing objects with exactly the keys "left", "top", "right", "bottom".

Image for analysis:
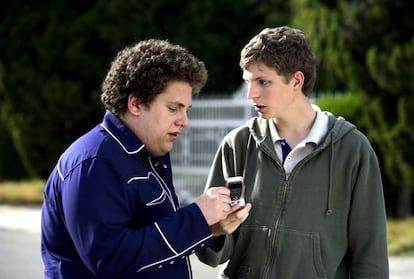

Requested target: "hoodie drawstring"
[{"left": 325, "top": 131, "right": 335, "bottom": 216}]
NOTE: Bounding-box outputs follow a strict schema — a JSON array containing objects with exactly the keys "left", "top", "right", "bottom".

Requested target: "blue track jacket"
[{"left": 41, "top": 110, "right": 214, "bottom": 278}]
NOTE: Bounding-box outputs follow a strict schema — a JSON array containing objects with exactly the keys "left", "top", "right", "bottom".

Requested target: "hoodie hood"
[{"left": 246, "top": 113, "right": 356, "bottom": 147}]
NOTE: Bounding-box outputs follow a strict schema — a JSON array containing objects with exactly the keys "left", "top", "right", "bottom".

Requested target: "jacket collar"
[{"left": 100, "top": 110, "right": 145, "bottom": 155}]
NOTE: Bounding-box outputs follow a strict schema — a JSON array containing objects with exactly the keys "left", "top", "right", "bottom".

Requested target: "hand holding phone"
[{"left": 226, "top": 176, "right": 246, "bottom": 207}]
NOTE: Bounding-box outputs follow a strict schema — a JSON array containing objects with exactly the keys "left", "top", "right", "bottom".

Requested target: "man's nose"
[
  {"left": 246, "top": 83, "right": 258, "bottom": 100},
  {"left": 177, "top": 111, "right": 189, "bottom": 127}
]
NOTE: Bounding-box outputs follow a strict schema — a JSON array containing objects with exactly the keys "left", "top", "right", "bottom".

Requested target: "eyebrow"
[
  {"left": 242, "top": 74, "right": 268, "bottom": 82},
  {"left": 168, "top": 101, "right": 192, "bottom": 110},
  {"left": 242, "top": 69, "right": 268, "bottom": 81}
]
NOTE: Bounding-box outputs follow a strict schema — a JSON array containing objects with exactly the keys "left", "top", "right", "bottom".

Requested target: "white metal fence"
[{"left": 171, "top": 91, "right": 256, "bottom": 204}]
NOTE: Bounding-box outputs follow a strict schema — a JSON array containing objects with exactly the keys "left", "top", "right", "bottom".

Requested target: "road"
[{"left": 0, "top": 205, "right": 412, "bottom": 279}]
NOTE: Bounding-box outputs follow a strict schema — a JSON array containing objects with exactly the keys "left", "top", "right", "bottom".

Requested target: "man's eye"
[
  {"left": 168, "top": 106, "right": 178, "bottom": 112},
  {"left": 259, "top": 80, "right": 270, "bottom": 86}
]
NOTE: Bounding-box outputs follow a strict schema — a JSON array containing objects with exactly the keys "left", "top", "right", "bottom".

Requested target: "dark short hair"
[
  {"left": 240, "top": 26, "right": 316, "bottom": 96},
  {"left": 101, "top": 39, "right": 208, "bottom": 116}
]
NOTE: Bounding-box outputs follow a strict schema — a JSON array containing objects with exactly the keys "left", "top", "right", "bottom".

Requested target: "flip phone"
[{"left": 225, "top": 176, "right": 246, "bottom": 207}]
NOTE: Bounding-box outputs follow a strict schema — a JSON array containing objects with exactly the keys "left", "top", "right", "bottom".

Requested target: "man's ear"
[
  {"left": 127, "top": 94, "right": 141, "bottom": 116},
  {"left": 292, "top": 71, "right": 304, "bottom": 90}
]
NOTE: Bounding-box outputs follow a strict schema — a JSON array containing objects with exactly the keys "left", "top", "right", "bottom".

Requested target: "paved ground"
[{"left": 0, "top": 205, "right": 412, "bottom": 278}]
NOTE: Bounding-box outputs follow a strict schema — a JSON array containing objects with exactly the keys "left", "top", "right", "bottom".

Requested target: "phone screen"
[
  {"left": 226, "top": 176, "right": 245, "bottom": 207},
  {"left": 228, "top": 181, "right": 242, "bottom": 201}
]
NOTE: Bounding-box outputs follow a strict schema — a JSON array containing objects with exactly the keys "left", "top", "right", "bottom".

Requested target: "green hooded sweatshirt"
[{"left": 197, "top": 115, "right": 388, "bottom": 279}]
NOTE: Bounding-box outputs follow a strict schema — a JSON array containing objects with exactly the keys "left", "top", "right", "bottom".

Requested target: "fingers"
[
  {"left": 210, "top": 203, "right": 252, "bottom": 235},
  {"left": 236, "top": 203, "right": 252, "bottom": 222},
  {"left": 207, "top": 186, "right": 230, "bottom": 196},
  {"left": 196, "top": 186, "right": 251, "bottom": 228},
  {"left": 195, "top": 187, "right": 233, "bottom": 225},
  {"left": 228, "top": 203, "right": 252, "bottom": 223},
  {"left": 229, "top": 202, "right": 251, "bottom": 215},
  {"left": 207, "top": 186, "right": 232, "bottom": 211}
]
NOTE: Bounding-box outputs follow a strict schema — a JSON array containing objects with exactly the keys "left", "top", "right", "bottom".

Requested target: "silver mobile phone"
[{"left": 226, "top": 176, "right": 246, "bottom": 207}]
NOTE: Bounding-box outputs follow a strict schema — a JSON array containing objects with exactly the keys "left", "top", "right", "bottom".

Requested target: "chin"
[
  {"left": 160, "top": 145, "right": 174, "bottom": 156},
  {"left": 259, "top": 113, "right": 272, "bottom": 119}
]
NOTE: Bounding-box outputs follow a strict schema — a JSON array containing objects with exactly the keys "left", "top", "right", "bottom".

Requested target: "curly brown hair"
[
  {"left": 101, "top": 39, "right": 208, "bottom": 116},
  {"left": 240, "top": 26, "right": 316, "bottom": 96}
]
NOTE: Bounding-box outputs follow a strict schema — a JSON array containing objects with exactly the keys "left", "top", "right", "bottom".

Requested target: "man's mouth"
[
  {"left": 254, "top": 105, "right": 265, "bottom": 113},
  {"left": 169, "top": 132, "right": 180, "bottom": 140}
]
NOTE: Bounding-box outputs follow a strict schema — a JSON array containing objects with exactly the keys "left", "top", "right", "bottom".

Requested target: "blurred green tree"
[
  {"left": 0, "top": 0, "right": 289, "bottom": 178},
  {"left": 290, "top": 0, "right": 414, "bottom": 217}
]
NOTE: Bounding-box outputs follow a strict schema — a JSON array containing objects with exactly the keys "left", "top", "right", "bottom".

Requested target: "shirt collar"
[
  {"left": 269, "top": 117, "right": 282, "bottom": 143},
  {"left": 306, "top": 104, "right": 329, "bottom": 145},
  {"left": 100, "top": 110, "right": 145, "bottom": 155}
]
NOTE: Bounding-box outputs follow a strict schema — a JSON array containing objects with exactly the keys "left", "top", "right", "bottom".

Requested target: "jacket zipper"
[
  {"left": 263, "top": 174, "right": 290, "bottom": 278},
  {"left": 256, "top": 131, "right": 329, "bottom": 278}
]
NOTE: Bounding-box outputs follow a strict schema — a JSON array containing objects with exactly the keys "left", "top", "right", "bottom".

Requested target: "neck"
[{"left": 273, "top": 104, "right": 317, "bottom": 148}]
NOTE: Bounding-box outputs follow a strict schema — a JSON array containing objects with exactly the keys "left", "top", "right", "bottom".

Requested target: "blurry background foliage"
[{"left": 1, "top": 0, "right": 413, "bottom": 218}]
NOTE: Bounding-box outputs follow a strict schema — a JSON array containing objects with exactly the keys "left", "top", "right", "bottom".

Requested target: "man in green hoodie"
[{"left": 197, "top": 26, "right": 389, "bottom": 278}]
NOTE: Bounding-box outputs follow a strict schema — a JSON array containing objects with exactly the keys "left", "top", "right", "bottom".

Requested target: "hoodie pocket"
[
  {"left": 275, "top": 228, "right": 327, "bottom": 278},
  {"left": 224, "top": 225, "right": 270, "bottom": 278}
]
